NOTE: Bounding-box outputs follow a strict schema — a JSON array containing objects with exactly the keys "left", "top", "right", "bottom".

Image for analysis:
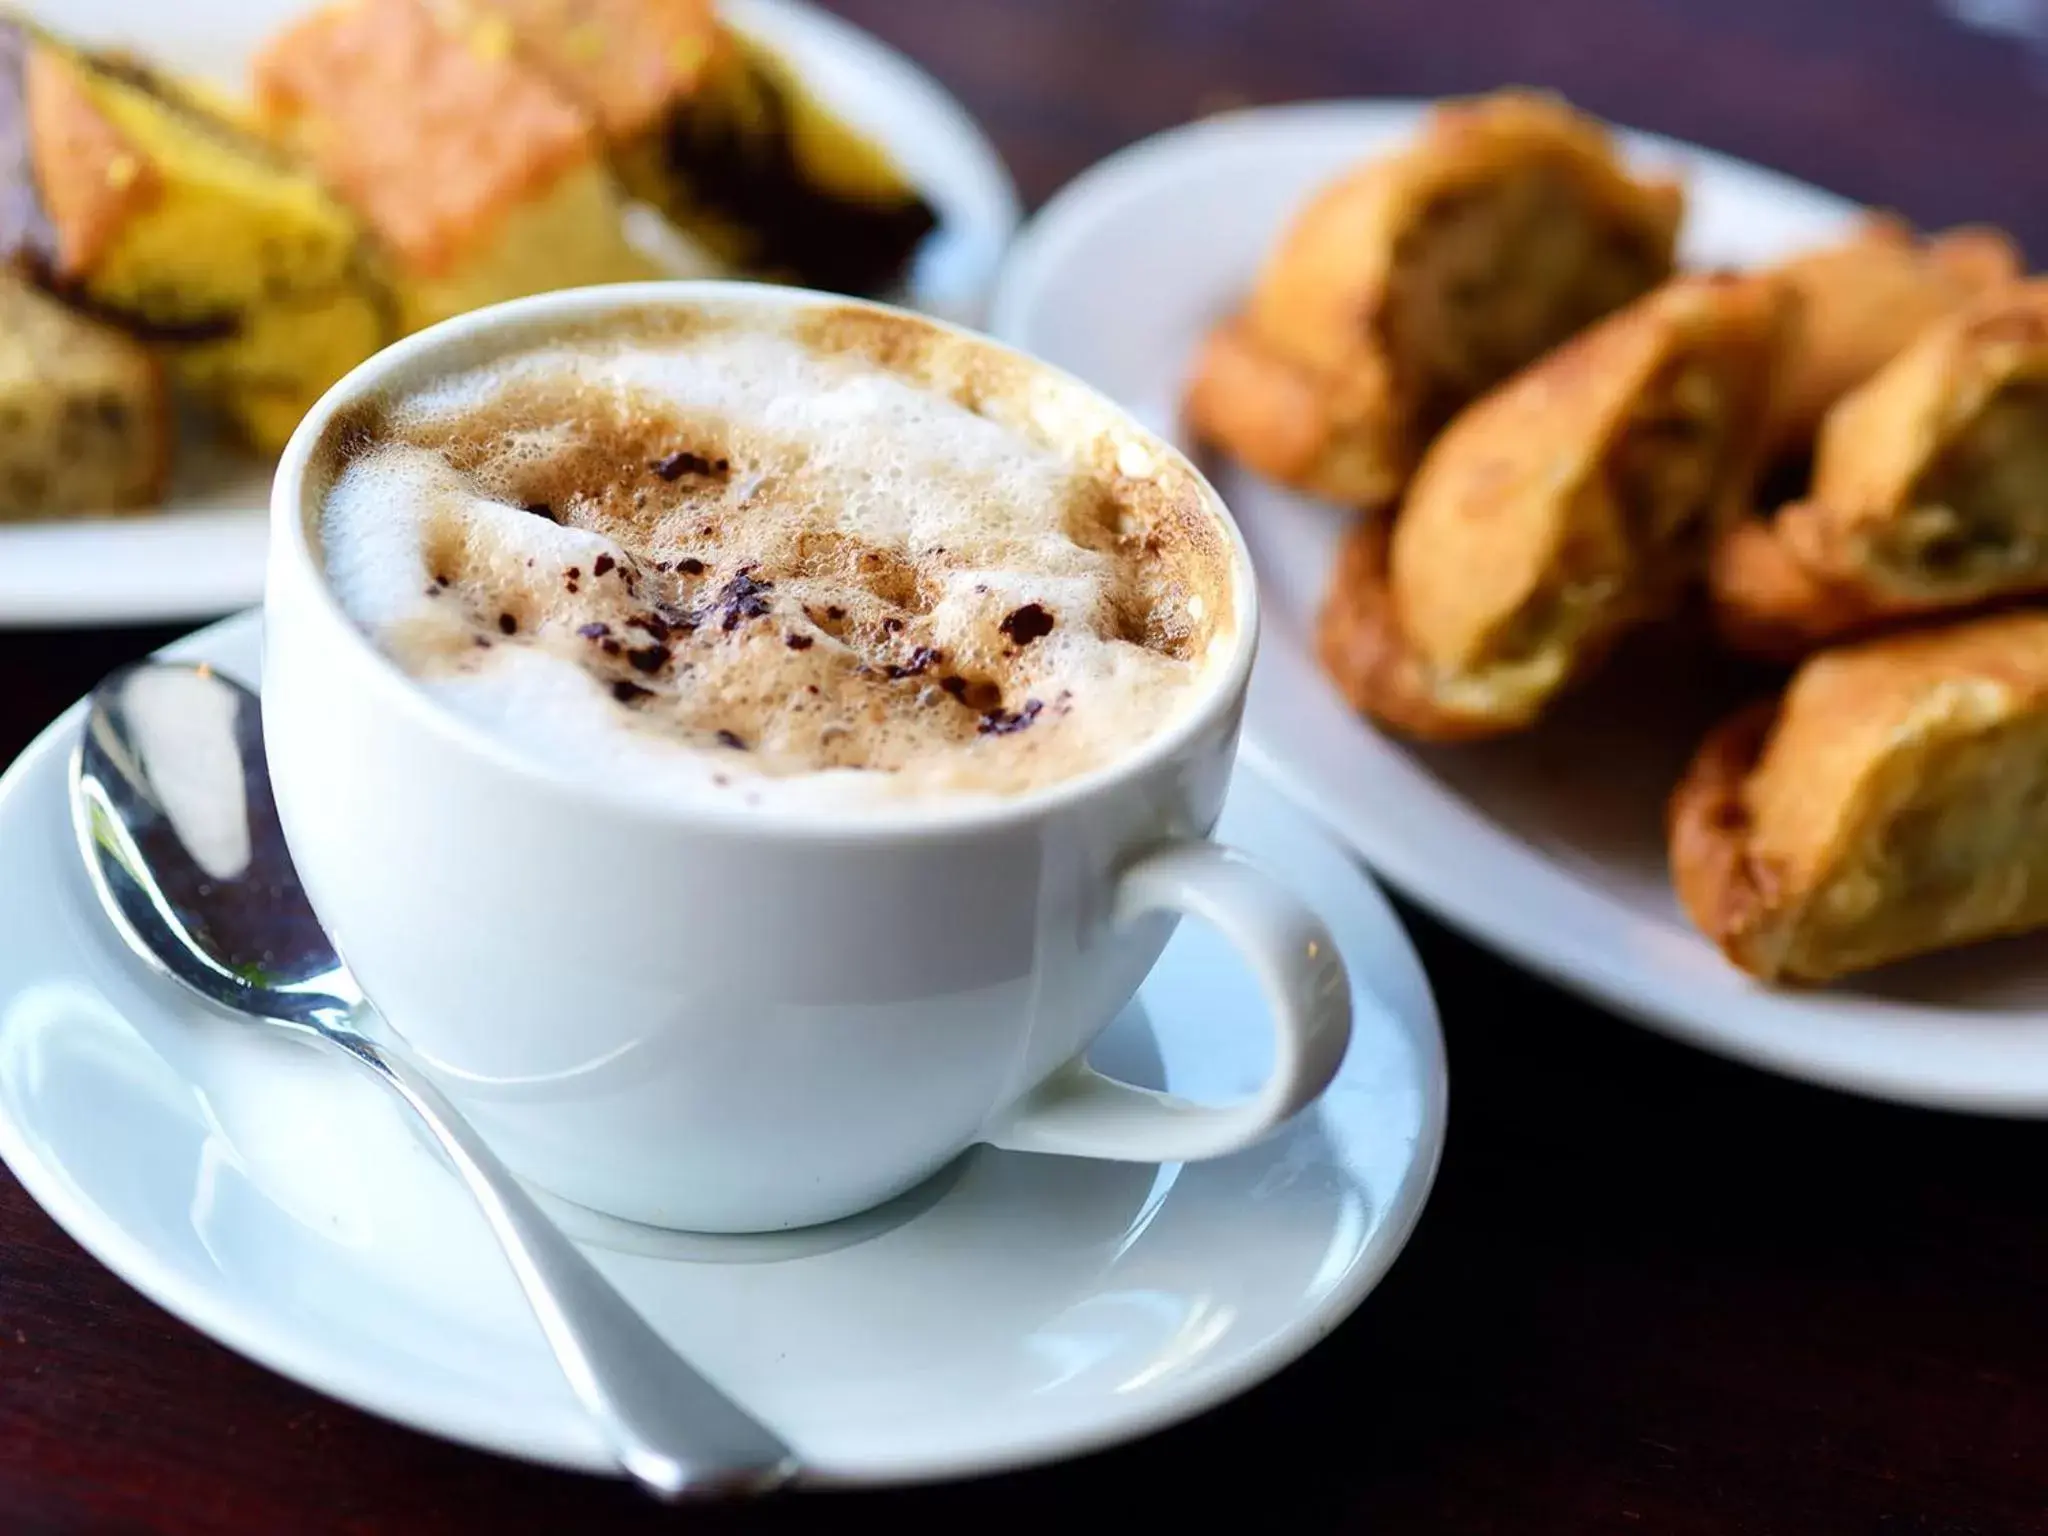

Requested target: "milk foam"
[{"left": 318, "top": 314, "right": 1233, "bottom": 810}]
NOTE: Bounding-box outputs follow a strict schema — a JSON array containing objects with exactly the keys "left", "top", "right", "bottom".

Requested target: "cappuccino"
[{"left": 315, "top": 302, "right": 1237, "bottom": 809}]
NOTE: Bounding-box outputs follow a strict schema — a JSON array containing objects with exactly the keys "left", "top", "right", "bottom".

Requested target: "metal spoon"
[{"left": 69, "top": 660, "right": 799, "bottom": 1500}]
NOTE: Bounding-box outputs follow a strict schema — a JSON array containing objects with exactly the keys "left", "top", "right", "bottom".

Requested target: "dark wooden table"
[{"left": 5, "top": 2, "right": 2047, "bottom": 1531}]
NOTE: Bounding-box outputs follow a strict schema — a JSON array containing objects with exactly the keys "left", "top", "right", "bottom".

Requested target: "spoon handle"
[{"left": 325, "top": 1030, "right": 799, "bottom": 1499}]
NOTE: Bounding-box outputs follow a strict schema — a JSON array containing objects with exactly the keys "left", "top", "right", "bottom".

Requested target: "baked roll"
[
  {"left": 1711, "top": 281, "right": 2048, "bottom": 659},
  {"left": 1671, "top": 610, "right": 2048, "bottom": 983},
  {"left": 1185, "top": 89, "right": 1682, "bottom": 509},
  {"left": 1760, "top": 213, "right": 2020, "bottom": 458},
  {"left": 1318, "top": 273, "right": 1786, "bottom": 738},
  {"left": 1705, "top": 516, "right": 1891, "bottom": 661},
  {"left": 253, "top": 0, "right": 663, "bottom": 335},
  {"left": 0, "top": 17, "right": 392, "bottom": 453}
]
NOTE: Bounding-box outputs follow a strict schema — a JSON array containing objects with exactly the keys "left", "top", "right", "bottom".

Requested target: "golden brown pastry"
[
  {"left": 1318, "top": 273, "right": 1786, "bottom": 738},
  {"left": 1711, "top": 281, "right": 2048, "bottom": 659},
  {"left": 1761, "top": 213, "right": 2020, "bottom": 458},
  {"left": 1317, "top": 514, "right": 1498, "bottom": 741},
  {"left": 1184, "top": 89, "right": 1683, "bottom": 509},
  {"left": 1705, "top": 516, "right": 1895, "bottom": 660},
  {"left": 1670, "top": 610, "right": 2048, "bottom": 983}
]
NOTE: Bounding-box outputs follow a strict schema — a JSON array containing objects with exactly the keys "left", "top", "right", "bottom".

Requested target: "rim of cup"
[{"left": 268, "top": 280, "right": 1261, "bottom": 842}]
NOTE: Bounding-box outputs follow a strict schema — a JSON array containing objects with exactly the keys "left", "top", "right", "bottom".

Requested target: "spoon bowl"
[
  {"left": 69, "top": 660, "right": 798, "bottom": 1500},
  {"left": 73, "top": 662, "right": 358, "bottom": 1029}
]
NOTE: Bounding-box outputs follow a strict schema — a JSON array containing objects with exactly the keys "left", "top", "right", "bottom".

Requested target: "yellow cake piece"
[
  {"left": 252, "top": 0, "right": 663, "bottom": 335},
  {"left": 469, "top": 1, "right": 936, "bottom": 296},
  {"left": 0, "top": 15, "right": 392, "bottom": 453}
]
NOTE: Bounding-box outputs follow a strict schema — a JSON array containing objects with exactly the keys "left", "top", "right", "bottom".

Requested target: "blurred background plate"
[
  {"left": 0, "top": 0, "right": 1020, "bottom": 629},
  {"left": 989, "top": 101, "right": 2048, "bottom": 1115}
]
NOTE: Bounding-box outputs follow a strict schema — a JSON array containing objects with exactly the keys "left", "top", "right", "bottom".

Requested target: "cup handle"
[{"left": 983, "top": 841, "right": 1352, "bottom": 1162}]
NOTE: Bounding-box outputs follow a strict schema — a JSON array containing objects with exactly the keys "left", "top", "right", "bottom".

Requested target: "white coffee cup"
[{"left": 263, "top": 281, "right": 1351, "bottom": 1233}]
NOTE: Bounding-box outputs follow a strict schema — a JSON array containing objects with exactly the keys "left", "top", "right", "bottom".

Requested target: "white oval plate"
[
  {"left": 0, "top": 613, "right": 1445, "bottom": 1484},
  {"left": 0, "top": 0, "right": 1020, "bottom": 629},
  {"left": 990, "top": 100, "right": 2048, "bottom": 1115}
]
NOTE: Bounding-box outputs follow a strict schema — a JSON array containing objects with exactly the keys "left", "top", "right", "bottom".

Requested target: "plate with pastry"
[
  {"left": 990, "top": 94, "right": 2048, "bottom": 1112},
  {"left": 0, "top": 0, "right": 1018, "bottom": 626}
]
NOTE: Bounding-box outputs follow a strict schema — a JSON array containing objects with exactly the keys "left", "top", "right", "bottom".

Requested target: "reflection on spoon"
[{"left": 121, "top": 663, "right": 252, "bottom": 883}]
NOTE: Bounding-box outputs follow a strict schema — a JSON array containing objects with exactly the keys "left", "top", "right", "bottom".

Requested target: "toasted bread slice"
[
  {"left": 1320, "top": 275, "right": 1786, "bottom": 738},
  {"left": 252, "top": 0, "right": 661, "bottom": 333},
  {"left": 0, "top": 17, "right": 391, "bottom": 453},
  {"left": 1185, "top": 89, "right": 1682, "bottom": 509},
  {"left": 1671, "top": 610, "right": 2048, "bottom": 983},
  {"left": 0, "top": 268, "right": 169, "bottom": 516}
]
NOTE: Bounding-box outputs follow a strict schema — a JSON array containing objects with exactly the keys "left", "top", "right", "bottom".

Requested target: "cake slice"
[
  {"left": 0, "top": 15, "right": 393, "bottom": 453},
  {"left": 0, "top": 268, "right": 170, "bottom": 516},
  {"left": 252, "top": 0, "right": 663, "bottom": 335},
  {"left": 470, "top": 0, "right": 937, "bottom": 296}
]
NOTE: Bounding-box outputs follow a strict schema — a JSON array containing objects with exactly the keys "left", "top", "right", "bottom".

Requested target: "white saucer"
[
  {"left": 0, "top": 0, "right": 1020, "bottom": 629},
  {"left": 0, "top": 612, "right": 1445, "bottom": 1485},
  {"left": 990, "top": 101, "right": 2048, "bottom": 1116}
]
